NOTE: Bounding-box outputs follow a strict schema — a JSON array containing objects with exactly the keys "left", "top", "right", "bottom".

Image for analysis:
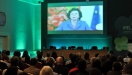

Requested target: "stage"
[{"left": 42, "top": 49, "right": 108, "bottom": 59}]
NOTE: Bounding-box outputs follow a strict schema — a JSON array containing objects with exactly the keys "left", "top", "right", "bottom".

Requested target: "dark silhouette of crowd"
[{"left": 0, "top": 50, "right": 132, "bottom": 75}]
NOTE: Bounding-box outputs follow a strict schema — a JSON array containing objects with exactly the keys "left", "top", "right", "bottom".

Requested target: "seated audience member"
[
  {"left": 101, "top": 55, "right": 107, "bottom": 66},
  {"left": 13, "top": 51, "right": 24, "bottom": 70},
  {"left": 84, "top": 52, "right": 90, "bottom": 64},
  {"left": 128, "top": 58, "right": 132, "bottom": 64},
  {"left": 92, "top": 58, "right": 101, "bottom": 71},
  {"left": 24, "top": 58, "right": 40, "bottom": 75},
  {"left": 6, "top": 51, "right": 11, "bottom": 60},
  {"left": 124, "top": 52, "right": 132, "bottom": 64},
  {"left": 101, "top": 59, "right": 112, "bottom": 75},
  {"left": 76, "top": 52, "right": 81, "bottom": 58},
  {"left": 122, "top": 64, "right": 132, "bottom": 75},
  {"left": 18, "top": 72, "right": 28, "bottom": 75},
  {"left": 68, "top": 57, "right": 82, "bottom": 75},
  {"left": 45, "top": 62, "right": 58, "bottom": 75},
  {"left": 0, "top": 55, "right": 8, "bottom": 71},
  {"left": 2, "top": 55, "right": 10, "bottom": 67},
  {"left": 37, "top": 53, "right": 45, "bottom": 66},
  {"left": 109, "top": 56, "right": 117, "bottom": 64},
  {"left": 95, "top": 53, "right": 99, "bottom": 58},
  {"left": 51, "top": 51, "right": 58, "bottom": 61},
  {"left": 4, "top": 66, "right": 18, "bottom": 75},
  {"left": 40, "top": 66, "right": 54, "bottom": 75},
  {"left": 69, "top": 59, "right": 89, "bottom": 75},
  {"left": 2, "top": 56, "right": 23, "bottom": 75},
  {"left": 22, "top": 51, "right": 30, "bottom": 64},
  {"left": 35, "top": 50, "right": 44, "bottom": 60},
  {"left": 53, "top": 57, "right": 69, "bottom": 75},
  {"left": 44, "top": 52, "right": 55, "bottom": 63},
  {"left": 117, "top": 56, "right": 124, "bottom": 70},
  {"left": 89, "top": 68, "right": 102, "bottom": 75},
  {"left": 109, "top": 51, "right": 114, "bottom": 56},
  {"left": 65, "top": 53, "right": 73, "bottom": 65},
  {"left": 107, "top": 62, "right": 122, "bottom": 75},
  {"left": 61, "top": 56, "right": 66, "bottom": 66},
  {"left": 65, "top": 54, "right": 78, "bottom": 70}
]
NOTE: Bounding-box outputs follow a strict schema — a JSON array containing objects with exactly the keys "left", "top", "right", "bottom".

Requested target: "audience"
[
  {"left": 1, "top": 49, "right": 132, "bottom": 75},
  {"left": 24, "top": 58, "right": 40, "bottom": 75}
]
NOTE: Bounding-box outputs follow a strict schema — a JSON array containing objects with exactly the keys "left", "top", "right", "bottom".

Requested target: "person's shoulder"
[{"left": 79, "top": 20, "right": 86, "bottom": 23}]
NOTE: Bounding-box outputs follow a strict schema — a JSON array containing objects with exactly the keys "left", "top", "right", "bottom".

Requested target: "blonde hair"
[{"left": 40, "top": 66, "right": 54, "bottom": 75}]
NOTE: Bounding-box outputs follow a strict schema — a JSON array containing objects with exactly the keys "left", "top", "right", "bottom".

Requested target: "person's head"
[
  {"left": 84, "top": 52, "right": 89, "bottom": 60},
  {"left": 109, "top": 56, "right": 117, "bottom": 63},
  {"left": 92, "top": 58, "right": 101, "bottom": 69},
  {"left": 36, "top": 50, "right": 41, "bottom": 55},
  {"left": 47, "top": 52, "right": 50, "bottom": 57},
  {"left": 40, "top": 66, "right": 54, "bottom": 75},
  {"left": 76, "top": 52, "right": 81, "bottom": 57},
  {"left": 22, "top": 50, "right": 28, "bottom": 57},
  {"left": 78, "top": 59, "right": 86, "bottom": 71},
  {"left": 3, "top": 55, "right": 9, "bottom": 62},
  {"left": 123, "top": 64, "right": 132, "bottom": 74},
  {"left": 90, "top": 57, "right": 96, "bottom": 64},
  {"left": 95, "top": 53, "right": 99, "bottom": 57},
  {"left": 2, "top": 50, "right": 6, "bottom": 56},
  {"left": 13, "top": 51, "right": 21, "bottom": 57},
  {"left": 56, "top": 57, "right": 63, "bottom": 65},
  {"left": 112, "top": 62, "right": 122, "bottom": 71},
  {"left": 67, "top": 8, "right": 82, "bottom": 20},
  {"left": 30, "top": 58, "right": 37, "bottom": 66},
  {"left": 51, "top": 51, "right": 57, "bottom": 60},
  {"left": 89, "top": 68, "right": 101, "bottom": 75},
  {"left": 71, "top": 54, "right": 78, "bottom": 63},
  {"left": 37, "top": 52, "right": 42, "bottom": 60},
  {"left": 109, "top": 51, "right": 113, "bottom": 55},
  {"left": 11, "top": 56, "right": 19, "bottom": 67},
  {"left": 46, "top": 57, "right": 54, "bottom": 66},
  {"left": 101, "top": 55, "right": 107, "bottom": 64},
  {"left": 6, "top": 51, "right": 10, "bottom": 56},
  {"left": 117, "top": 56, "right": 123, "bottom": 63},
  {"left": 69, "top": 53, "right": 73, "bottom": 60},
  {"left": 5, "top": 66, "right": 18, "bottom": 75},
  {"left": 127, "top": 52, "right": 132, "bottom": 58}
]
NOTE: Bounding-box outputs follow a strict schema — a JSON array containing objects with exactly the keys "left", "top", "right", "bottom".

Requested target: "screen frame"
[{"left": 41, "top": 0, "right": 108, "bottom": 49}]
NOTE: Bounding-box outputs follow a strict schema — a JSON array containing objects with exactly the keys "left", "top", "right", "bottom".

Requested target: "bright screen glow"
[{"left": 47, "top": 1, "right": 103, "bottom": 34}]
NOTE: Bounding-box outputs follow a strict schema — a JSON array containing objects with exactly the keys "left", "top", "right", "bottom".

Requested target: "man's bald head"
[{"left": 56, "top": 57, "right": 63, "bottom": 65}]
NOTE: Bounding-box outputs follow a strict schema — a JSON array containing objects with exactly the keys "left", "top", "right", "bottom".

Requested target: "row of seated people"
[{"left": 0, "top": 50, "right": 132, "bottom": 75}]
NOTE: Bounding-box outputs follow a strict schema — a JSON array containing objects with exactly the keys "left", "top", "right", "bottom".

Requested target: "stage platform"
[{"left": 42, "top": 49, "right": 108, "bottom": 59}]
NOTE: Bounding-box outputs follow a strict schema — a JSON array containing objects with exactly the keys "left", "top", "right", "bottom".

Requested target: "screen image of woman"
[{"left": 55, "top": 8, "right": 91, "bottom": 30}]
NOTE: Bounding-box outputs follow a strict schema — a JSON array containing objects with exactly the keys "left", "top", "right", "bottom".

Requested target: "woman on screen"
[{"left": 55, "top": 8, "right": 91, "bottom": 30}]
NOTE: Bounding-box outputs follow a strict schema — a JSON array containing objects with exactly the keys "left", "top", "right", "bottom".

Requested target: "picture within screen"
[{"left": 47, "top": 1, "right": 103, "bottom": 34}]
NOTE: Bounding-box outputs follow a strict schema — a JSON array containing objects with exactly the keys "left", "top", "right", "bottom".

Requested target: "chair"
[
  {"left": 23, "top": 63, "right": 30, "bottom": 69},
  {"left": 35, "top": 61, "right": 43, "bottom": 69}
]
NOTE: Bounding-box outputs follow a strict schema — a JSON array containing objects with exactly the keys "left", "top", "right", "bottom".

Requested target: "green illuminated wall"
[{"left": 0, "top": 0, "right": 42, "bottom": 52}]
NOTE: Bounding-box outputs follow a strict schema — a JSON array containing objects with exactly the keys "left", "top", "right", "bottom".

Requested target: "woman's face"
[{"left": 70, "top": 10, "right": 79, "bottom": 20}]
